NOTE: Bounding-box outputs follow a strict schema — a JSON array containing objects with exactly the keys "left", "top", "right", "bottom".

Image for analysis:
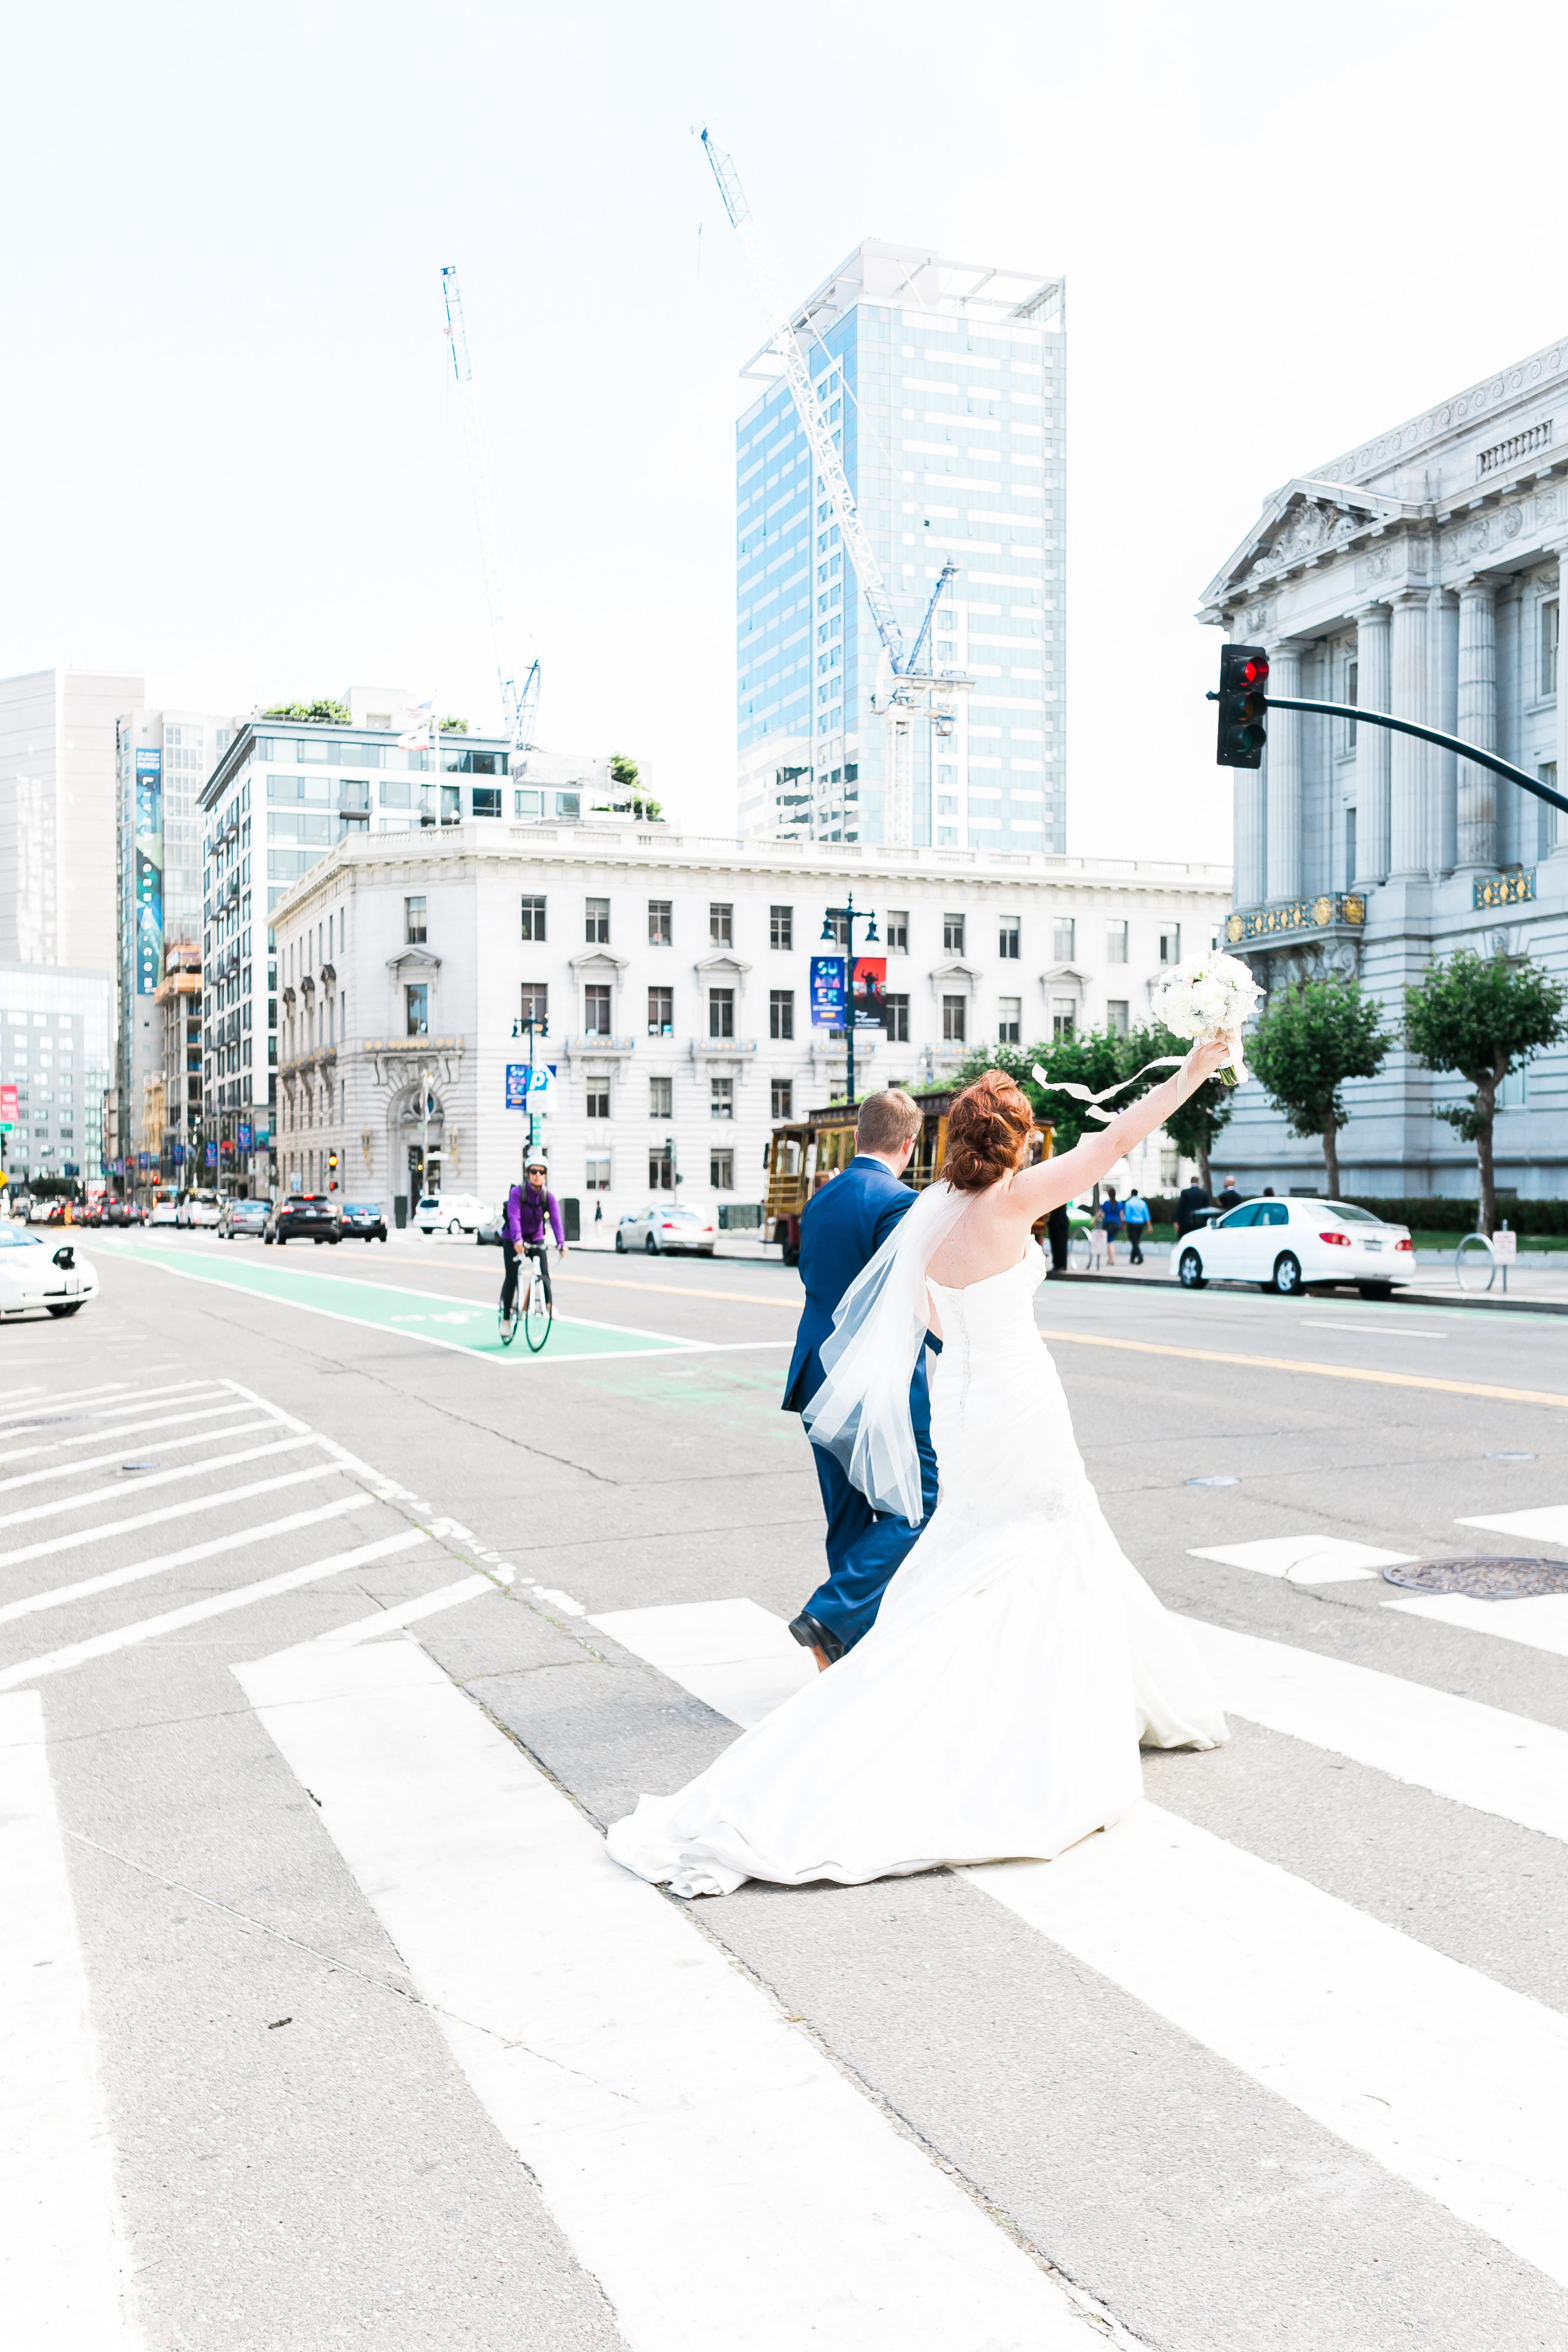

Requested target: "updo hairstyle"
[{"left": 940, "top": 1069, "right": 1035, "bottom": 1192}]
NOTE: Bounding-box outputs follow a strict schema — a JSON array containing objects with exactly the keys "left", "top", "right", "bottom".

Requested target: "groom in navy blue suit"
[{"left": 782, "top": 1089, "right": 940, "bottom": 1669}]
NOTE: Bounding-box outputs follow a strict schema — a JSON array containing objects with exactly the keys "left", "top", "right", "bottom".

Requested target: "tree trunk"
[
  {"left": 1322, "top": 1110, "right": 1340, "bottom": 1200},
  {"left": 1475, "top": 1090, "right": 1497, "bottom": 1234},
  {"left": 1196, "top": 1135, "right": 1212, "bottom": 1195}
]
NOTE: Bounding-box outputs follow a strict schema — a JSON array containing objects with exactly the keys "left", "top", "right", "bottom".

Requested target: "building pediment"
[
  {"left": 568, "top": 948, "right": 630, "bottom": 974},
  {"left": 930, "top": 958, "right": 983, "bottom": 986},
  {"left": 386, "top": 946, "right": 442, "bottom": 976},
  {"left": 693, "top": 951, "right": 751, "bottom": 978},
  {"left": 1198, "top": 477, "right": 1415, "bottom": 616},
  {"left": 1039, "top": 961, "right": 1090, "bottom": 985}
]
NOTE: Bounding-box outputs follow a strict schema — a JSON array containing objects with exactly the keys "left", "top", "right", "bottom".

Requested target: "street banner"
[
  {"left": 810, "top": 956, "right": 847, "bottom": 1027},
  {"left": 0, "top": 1083, "right": 15, "bottom": 1131},
  {"left": 134, "top": 748, "right": 164, "bottom": 995},
  {"left": 506, "top": 1063, "right": 555, "bottom": 1110},
  {"left": 204, "top": 1142, "right": 218, "bottom": 1167},
  {"left": 238, "top": 1122, "right": 253, "bottom": 1151},
  {"left": 255, "top": 1124, "right": 271, "bottom": 1152},
  {"left": 172, "top": 1143, "right": 185, "bottom": 1165},
  {"left": 851, "top": 955, "right": 887, "bottom": 1031}
]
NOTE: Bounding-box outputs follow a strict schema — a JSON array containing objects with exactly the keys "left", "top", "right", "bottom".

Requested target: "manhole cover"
[{"left": 1383, "top": 1556, "right": 1568, "bottom": 1599}]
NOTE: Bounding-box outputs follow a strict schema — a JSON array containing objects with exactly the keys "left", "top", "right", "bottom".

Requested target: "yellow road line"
[{"left": 1039, "top": 1327, "right": 1568, "bottom": 1412}]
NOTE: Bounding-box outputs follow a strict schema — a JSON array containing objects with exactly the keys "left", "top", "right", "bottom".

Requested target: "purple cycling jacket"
[{"left": 506, "top": 1184, "right": 564, "bottom": 1249}]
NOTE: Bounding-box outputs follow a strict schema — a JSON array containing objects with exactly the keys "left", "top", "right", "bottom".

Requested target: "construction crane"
[
  {"left": 700, "top": 129, "right": 964, "bottom": 845},
  {"left": 440, "top": 265, "right": 541, "bottom": 751}
]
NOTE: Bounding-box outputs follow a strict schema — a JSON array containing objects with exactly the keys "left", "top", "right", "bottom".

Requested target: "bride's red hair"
[{"left": 940, "top": 1070, "right": 1034, "bottom": 1192}]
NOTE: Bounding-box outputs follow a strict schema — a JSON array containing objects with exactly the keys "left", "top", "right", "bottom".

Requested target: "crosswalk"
[{"left": 5, "top": 1370, "right": 1568, "bottom": 2346}]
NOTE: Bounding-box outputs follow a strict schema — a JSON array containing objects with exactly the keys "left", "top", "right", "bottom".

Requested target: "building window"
[
  {"left": 1105, "top": 920, "right": 1128, "bottom": 964},
  {"left": 771, "top": 1078, "right": 793, "bottom": 1119},
  {"left": 884, "top": 992, "right": 910, "bottom": 1044},
  {"left": 1539, "top": 765, "right": 1559, "bottom": 859},
  {"left": 998, "top": 997, "right": 1021, "bottom": 1044},
  {"left": 472, "top": 787, "right": 502, "bottom": 818},
  {"left": 585, "top": 896, "right": 610, "bottom": 944},
  {"left": 769, "top": 988, "right": 795, "bottom": 1040},
  {"left": 1543, "top": 600, "right": 1560, "bottom": 699},
  {"left": 583, "top": 984, "right": 612, "bottom": 1036},
  {"left": 711, "top": 1077, "right": 734, "bottom": 1120},
  {"left": 520, "top": 894, "right": 546, "bottom": 941},
  {"left": 710, "top": 901, "right": 733, "bottom": 946},
  {"left": 585, "top": 1081, "right": 610, "bottom": 1119},
  {"left": 586, "top": 1153, "right": 611, "bottom": 1191},
  {"left": 941, "top": 994, "right": 966, "bottom": 1043},
  {"left": 769, "top": 904, "right": 793, "bottom": 950},
  {"left": 649, "top": 1142, "right": 674, "bottom": 1191},
  {"left": 519, "top": 982, "right": 548, "bottom": 1029},
  {"left": 405, "top": 895, "right": 426, "bottom": 944},
  {"left": 648, "top": 985, "right": 673, "bottom": 1036},
  {"left": 1052, "top": 996, "right": 1076, "bottom": 1038},
  {"left": 648, "top": 899, "right": 672, "bottom": 946},
  {"left": 1345, "top": 806, "right": 1359, "bottom": 889},
  {"left": 885, "top": 909, "right": 908, "bottom": 953},
  {"left": 1158, "top": 925, "right": 1182, "bottom": 964},
  {"left": 649, "top": 1076, "right": 672, "bottom": 1118},
  {"left": 405, "top": 983, "right": 428, "bottom": 1037},
  {"left": 1106, "top": 999, "right": 1129, "bottom": 1037},
  {"left": 822, "top": 909, "right": 850, "bottom": 947},
  {"left": 1342, "top": 656, "right": 1359, "bottom": 753},
  {"left": 1052, "top": 917, "right": 1076, "bottom": 961},
  {"left": 710, "top": 1147, "right": 735, "bottom": 1190},
  {"left": 709, "top": 988, "right": 734, "bottom": 1040},
  {"left": 943, "top": 912, "right": 965, "bottom": 953},
  {"left": 999, "top": 917, "right": 1020, "bottom": 960}
]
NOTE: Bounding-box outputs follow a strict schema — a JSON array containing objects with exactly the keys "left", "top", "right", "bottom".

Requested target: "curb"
[{"left": 1042, "top": 1268, "right": 1568, "bottom": 1318}]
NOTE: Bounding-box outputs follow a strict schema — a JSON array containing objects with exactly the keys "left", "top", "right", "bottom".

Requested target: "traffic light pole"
[{"left": 1212, "top": 691, "right": 1568, "bottom": 816}]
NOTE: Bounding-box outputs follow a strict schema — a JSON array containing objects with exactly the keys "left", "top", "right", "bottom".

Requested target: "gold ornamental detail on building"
[
  {"left": 1473, "top": 869, "right": 1536, "bottom": 909},
  {"left": 1225, "top": 893, "right": 1367, "bottom": 945}
]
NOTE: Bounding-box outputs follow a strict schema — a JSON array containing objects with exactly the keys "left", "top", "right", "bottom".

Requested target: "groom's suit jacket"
[{"left": 781, "top": 1155, "right": 931, "bottom": 1420}]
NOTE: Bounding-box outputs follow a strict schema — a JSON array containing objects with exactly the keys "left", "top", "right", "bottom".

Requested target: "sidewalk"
[{"left": 1054, "top": 1242, "right": 1568, "bottom": 1310}]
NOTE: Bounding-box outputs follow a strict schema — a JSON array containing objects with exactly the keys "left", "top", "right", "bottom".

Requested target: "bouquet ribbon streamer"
[{"left": 1029, "top": 1057, "right": 1184, "bottom": 1123}]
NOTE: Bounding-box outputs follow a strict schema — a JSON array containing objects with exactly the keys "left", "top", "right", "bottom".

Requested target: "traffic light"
[{"left": 1216, "top": 644, "right": 1270, "bottom": 768}]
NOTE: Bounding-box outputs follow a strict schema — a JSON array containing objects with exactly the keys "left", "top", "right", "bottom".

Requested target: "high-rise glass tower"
[{"left": 734, "top": 241, "right": 1064, "bottom": 854}]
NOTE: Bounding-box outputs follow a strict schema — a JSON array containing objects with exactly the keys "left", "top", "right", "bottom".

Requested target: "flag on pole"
[{"left": 398, "top": 697, "right": 435, "bottom": 750}]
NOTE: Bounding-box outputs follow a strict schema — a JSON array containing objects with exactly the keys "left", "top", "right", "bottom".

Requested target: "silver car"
[{"left": 615, "top": 1203, "right": 717, "bottom": 1256}]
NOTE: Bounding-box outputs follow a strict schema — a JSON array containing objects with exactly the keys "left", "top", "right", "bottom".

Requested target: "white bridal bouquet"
[{"left": 1149, "top": 952, "right": 1263, "bottom": 1086}]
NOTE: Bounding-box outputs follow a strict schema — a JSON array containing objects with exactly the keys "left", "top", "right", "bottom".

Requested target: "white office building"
[
  {"left": 0, "top": 961, "right": 112, "bottom": 1185},
  {"left": 0, "top": 667, "right": 141, "bottom": 980},
  {"left": 269, "top": 820, "right": 1228, "bottom": 1227}
]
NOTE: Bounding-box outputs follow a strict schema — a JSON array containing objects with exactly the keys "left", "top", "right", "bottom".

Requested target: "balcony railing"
[
  {"left": 1474, "top": 868, "right": 1536, "bottom": 909},
  {"left": 1478, "top": 420, "right": 1552, "bottom": 479},
  {"left": 1224, "top": 893, "right": 1367, "bottom": 945}
]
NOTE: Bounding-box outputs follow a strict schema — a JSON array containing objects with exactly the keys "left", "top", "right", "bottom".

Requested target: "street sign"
[
  {"left": 506, "top": 1062, "right": 555, "bottom": 1110},
  {"left": 1493, "top": 1229, "right": 1518, "bottom": 1261}
]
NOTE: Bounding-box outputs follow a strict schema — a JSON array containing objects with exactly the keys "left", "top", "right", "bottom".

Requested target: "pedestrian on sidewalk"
[
  {"left": 1101, "top": 1187, "right": 1123, "bottom": 1266},
  {"left": 1217, "top": 1174, "right": 1242, "bottom": 1213},
  {"left": 1046, "top": 1199, "right": 1070, "bottom": 1274},
  {"left": 1123, "top": 1188, "right": 1150, "bottom": 1264},
  {"left": 1088, "top": 1206, "right": 1109, "bottom": 1270},
  {"left": 1176, "top": 1178, "right": 1212, "bottom": 1237}
]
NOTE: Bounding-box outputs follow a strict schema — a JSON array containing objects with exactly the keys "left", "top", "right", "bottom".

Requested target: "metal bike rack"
[{"left": 1455, "top": 1232, "right": 1498, "bottom": 1294}]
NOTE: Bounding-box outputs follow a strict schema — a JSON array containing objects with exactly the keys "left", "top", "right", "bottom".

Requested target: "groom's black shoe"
[{"left": 788, "top": 1613, "right": 844, "bottom": 1667}]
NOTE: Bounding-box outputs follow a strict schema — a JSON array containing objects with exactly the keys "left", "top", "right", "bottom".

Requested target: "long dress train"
[{"left": 605, "top": 1244, "right": 1227, "bottom": 1897}]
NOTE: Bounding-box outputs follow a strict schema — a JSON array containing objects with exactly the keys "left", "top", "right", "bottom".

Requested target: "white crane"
[
  {"left": 440, "top": 265, "right": 541, "bottom": 751},
  {"left": 701, "top": 129, "right": 963, "bottom": 847}
]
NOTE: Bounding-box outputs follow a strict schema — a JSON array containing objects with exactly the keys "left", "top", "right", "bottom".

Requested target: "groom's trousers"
[{"left": 800, "top": 1385, "right": 940, "bottom": 1653}]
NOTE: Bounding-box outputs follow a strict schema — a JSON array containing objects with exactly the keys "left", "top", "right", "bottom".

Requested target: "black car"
[
  {"left": 339, "top": 1200, "right": 388, "bottom": 1243},
  {"left": 265, "top": 1194, "right": 341, "bottom": 1246}
]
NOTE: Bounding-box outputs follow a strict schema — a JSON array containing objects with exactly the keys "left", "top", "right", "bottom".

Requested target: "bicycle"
[{"left": 521, "top": 1241, "right": 554, "bottom": 1351}]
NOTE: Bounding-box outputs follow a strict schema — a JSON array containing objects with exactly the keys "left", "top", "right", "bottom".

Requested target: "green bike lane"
[{"left": 111, "top": 1240, "right": 707, "bottom": 1364}]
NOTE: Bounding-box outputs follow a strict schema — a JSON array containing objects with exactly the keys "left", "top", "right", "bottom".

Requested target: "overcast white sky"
[{"left": 6, "top": 2, "right": 1567, "bottom": 861}]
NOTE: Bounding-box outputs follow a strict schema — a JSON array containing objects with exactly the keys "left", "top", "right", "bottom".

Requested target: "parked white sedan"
[
  {"left": 615, "top": 1203, "right": 717, "bottom": 1256},
  {"left": 0, "top": 1224, "right": 98, "bottom": 1318},
  {"left": 1174, "top": 1197, "right": 1415, "bottom": 1297},
  {"left": 415, "top": 1192, "right": 492, "bottom": 1236}
]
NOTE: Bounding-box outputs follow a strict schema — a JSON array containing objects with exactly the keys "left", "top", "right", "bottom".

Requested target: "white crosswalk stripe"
[
  {"left": 593, "top": 1593, "right": 1568, "bottom": 2292},
  {"left": 0, "top": 1693, "right": 137, "bottom": 2345},
  {"left": 234, "top": 1636, "right": 1103, "bottom": 2352}
]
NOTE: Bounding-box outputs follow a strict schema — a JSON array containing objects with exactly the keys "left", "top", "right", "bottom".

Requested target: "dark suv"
[
  {"left": 339, "top": 1200, "right": 388, "bottom": 1242},
  {"left": 265, "top": 1194, "right": 342, "bottom": 1247}
]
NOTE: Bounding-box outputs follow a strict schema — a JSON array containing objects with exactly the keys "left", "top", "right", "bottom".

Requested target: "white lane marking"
[
  {"left": 0, "top": 1461, "right": 349, "bottom": 1574},
  {"left": 1456, "top": 1503, "right": 1568, "bottom": 1544},
  {"left": 967, "top": 1806, "right": 1568, "bottom": 2292},
  {"left": 0, "top": 1530, "right": 430, "bottom": 1692},
  {"left": 1384, "top": 1592, "right": 1568, "bottom": 1658},
  {"left": 1300, "top": 1320, "right": 1449, "bottom": 1340},
  {"left": 305, "top": 1575, "right": 499, "bottom": 1648},
  {"left": 233, "top": 1640, "right": 1098, "bottom": 2351},
  {"left": 533, "top": 1586, "right": 586, "bottom": 1616},
  {"left": 0, "top": 1416, "right": 282, "bottom": 1497},
  {"left": 0, "top": 1381, "right": 216, "bottom": 1434},
  {"left": 0, "top": 1394, "right": 243, "bottom": 1464},
  {"left": 1189, "top": 1618, "right": 1568, "bottom": 1846},
  {"left": 1187, "top": 1534, "right": 1414, "bottom": 1585},
  {"left": 0, "top": 1435, "right": 320, "bottom": 1532},
  {"left": 0, "top": 1693, "right": 137, "bottom": 2344},
  {"left": 591, "top": 1597, "right": 815, "bottom": 1726},
  {"left": 217, "top": 1377, "right": 310, "bottom": 1437},
  {"left": 0, "top": 1494, "right": 371, "bottom": 1628}
]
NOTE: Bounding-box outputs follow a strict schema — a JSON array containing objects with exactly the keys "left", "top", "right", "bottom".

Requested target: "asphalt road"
[{"left": 4, "top": 1229, "right": 1567, "bottom": 2351}]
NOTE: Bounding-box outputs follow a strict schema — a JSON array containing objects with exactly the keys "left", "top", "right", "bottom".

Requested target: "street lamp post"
[{"left": 821, "top": 893, "right": 879, "bottom": 1111}]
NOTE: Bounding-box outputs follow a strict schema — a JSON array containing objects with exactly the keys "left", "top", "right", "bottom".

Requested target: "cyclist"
[{"left": 501, "top": 1155, "right": 566, "bottom": 1339}]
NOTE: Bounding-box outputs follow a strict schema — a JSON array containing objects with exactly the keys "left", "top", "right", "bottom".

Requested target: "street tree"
[
  {"left": 1118, "top": 1020, "right": 1234, "bottom": 1196},
  {"left": 1403, "top": 949, "right": 1568, "bottom": 1232},
  {"left": 1247, "top": 975, "right": 1392, "bottom": 1199},
  {"left": 952, "top": 1030, "right": 1125, "bottom": 1157}
]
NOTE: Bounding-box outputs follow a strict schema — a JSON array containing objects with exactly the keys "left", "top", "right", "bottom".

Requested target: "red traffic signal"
[{"left": 1216, "top": 643, "right": 1269, "bottom": 769}]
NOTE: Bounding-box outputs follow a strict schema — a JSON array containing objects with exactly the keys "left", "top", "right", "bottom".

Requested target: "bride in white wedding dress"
[{"left": 606, "top": 1047, "right": 1234, "bottom": 1899}]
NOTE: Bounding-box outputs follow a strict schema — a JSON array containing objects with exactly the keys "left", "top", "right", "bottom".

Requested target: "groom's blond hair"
[{"left": 856, "top": 1089, "right": 922, "bottom": 1153}]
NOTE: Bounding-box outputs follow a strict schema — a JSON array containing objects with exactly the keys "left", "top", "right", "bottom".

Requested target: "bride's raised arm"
[{"left": 1010, "top": 1036, "right": 1236, "bottom": 1221}]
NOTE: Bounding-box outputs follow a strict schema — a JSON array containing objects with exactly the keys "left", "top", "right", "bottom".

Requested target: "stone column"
[
  {"left": 1553, "top": 543, "right": 1568, "bottom": 857},
  {"left": 1265, "top": 640, "right": 1303, "bottom": 904},
  {"left": 1455, "top": 577, "right": 1497, "bottom": 871},
  {"left": 1389, "top": 590, "right": 1431, "bottom": 877},
  {"left": 1434, "top": 588, "right": 1458, "bottom": 876},
  {"left": 1353, "top": 603, "right": 1391, "bottom": 887},
  {"left": 1233, "top": 751, "right": 1266, "bottom": 909}
]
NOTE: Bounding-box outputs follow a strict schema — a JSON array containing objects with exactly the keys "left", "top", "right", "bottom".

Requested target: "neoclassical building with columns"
[{"left": 1199, "top": 331, "right": 1568, "bottom": 1199}]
